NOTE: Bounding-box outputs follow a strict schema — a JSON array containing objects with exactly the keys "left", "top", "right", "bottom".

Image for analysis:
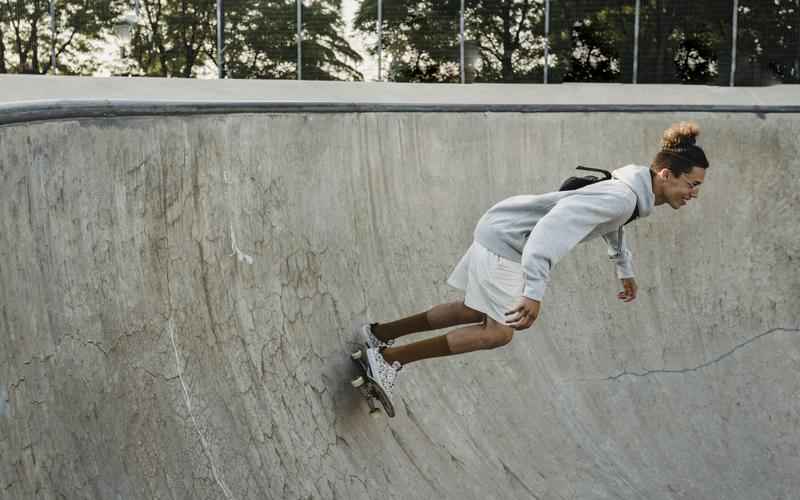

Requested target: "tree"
[
  {"left": 631, "top": 0, "right": 731, "bottom": 84},
  {"left": 354, "top": 0, "right": 795, "bottom": 86},
  {"left": 736, "top": 0, "right": 799, "bottom": 85},
  {"left": 354, "top": 0, "right": 549, "bottom": 83},
  {"left": 121, "top": 0, "right": 361, "bottom": 79},
  {"left": 223, "top": 0, "right": 362, "bottom": 80},
  {"left": 0, "top": 0, "right": 117, "bottom": 74},
  {"left": 561, "top": 19, "right": 621, "bottom": 83},
  {"left": 353, "top": 0, "right": 459, "bottom": 82},
  {"left": 125, "top": 0, "right": 216, "bottom": 77}
]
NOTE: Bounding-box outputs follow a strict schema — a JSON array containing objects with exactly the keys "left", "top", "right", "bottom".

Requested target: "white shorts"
[{"left": 446, "top": 241, "right": 524, "bottom": 324}]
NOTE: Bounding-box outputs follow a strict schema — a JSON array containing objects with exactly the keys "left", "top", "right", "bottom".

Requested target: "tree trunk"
[
  {"left": 794, "top": 0, "right": 800, "bottom": 81},
  {"left": 501, "top": 3, "right": 513, "bottom": 81},
  {"left": 0, "top": 33, "right": 6, "bottom": 73},
  {"left": 30, "top": 17, "right": 40, "bottom": 73},
  {"left": 654, "top": 0, "right": 665, "bottom": 83},
  {"left": 181, "top": 0, "right": 191, "bottom": 77}
]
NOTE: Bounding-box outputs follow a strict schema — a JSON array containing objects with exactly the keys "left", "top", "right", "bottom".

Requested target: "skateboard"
[{"left": 350, "top": 347, "right": 396, "bottom": 418}]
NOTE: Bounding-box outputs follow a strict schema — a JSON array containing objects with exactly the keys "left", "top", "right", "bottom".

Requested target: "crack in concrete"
[
  {"left": 126, "top": 155, "right": 152, "bottom": 176},
  {"left": 167, "top": 319, "right": 235, "bottom": 500},
  {"left": 86, "top": 340, "right": 107, "bottom": 358},
  {"left": 500, "top": 459, "right": 541, "bottom": 499},
  {"left": 587, "top": 327, "right": 800, "bottom": 382}
]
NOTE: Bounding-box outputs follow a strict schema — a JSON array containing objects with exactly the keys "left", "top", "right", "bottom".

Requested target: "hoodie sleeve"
[
  {"left": 602, "top": 227, "right": 635, "bottom": 279},
  {"left": 521, "top": 192, "right": 631, "bottom": 301}
]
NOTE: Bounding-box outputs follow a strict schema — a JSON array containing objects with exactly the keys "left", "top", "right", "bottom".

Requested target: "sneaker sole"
[{"left": 351, "top": 348, "right": 395, "bottom": 417}]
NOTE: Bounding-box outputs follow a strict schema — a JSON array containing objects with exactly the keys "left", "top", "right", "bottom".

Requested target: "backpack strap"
[
  {"left": 561, "top": 166, "right": 639, "bottom": 225},
  {"left": 624, "top": 207, "right": 639, "bottom": 226},
  {"left": 558, "top": 166, "right": 613, "bottom": 191},
  {"left": 575, "top": 165, "right": 612, "bottom": 179}
]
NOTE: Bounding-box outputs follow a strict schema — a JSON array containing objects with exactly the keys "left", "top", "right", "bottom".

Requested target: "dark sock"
[
  {"left": 371, "top": 312, "right": 433, "bottom": 342},
  {"left": 382, "top": 334, "right": 452, "bottom": 366}
]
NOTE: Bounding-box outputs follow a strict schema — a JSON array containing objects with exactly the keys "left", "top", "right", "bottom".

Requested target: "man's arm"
[
  {"left": 521, "top": 192, "right": 631, "bottom": 301},
  {"left": 602, "top": 227, "right": 635, "bottom": 279},
  {"left": 603, "top": 227, "right": 640, "bottom": 302}
]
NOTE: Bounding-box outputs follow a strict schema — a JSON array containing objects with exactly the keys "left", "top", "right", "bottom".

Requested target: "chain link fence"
[{"left": 1, "top": 0, "right": 797, "bottom": 85}]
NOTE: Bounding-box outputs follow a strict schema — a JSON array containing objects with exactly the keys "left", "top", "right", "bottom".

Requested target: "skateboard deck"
[{"left": 350, "top": 348, "right": 396, "bottom": 418}]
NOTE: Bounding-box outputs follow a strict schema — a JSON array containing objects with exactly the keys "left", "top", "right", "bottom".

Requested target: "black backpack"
[{"left": 559, "top": 166, "right": 639, "bottom": 225}]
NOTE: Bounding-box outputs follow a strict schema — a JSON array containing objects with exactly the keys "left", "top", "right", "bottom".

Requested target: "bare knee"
[{"left": 479, "top": 324, "right": 514, "bottom": 350}]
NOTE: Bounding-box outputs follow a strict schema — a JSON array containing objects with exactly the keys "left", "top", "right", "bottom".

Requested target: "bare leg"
[
  {"left": 382, "top": 317, "right": 514, "bottom": 366},
  {"left": 446, "top": 318, "right": 514, "bottom": 354},
  {"left": 372, "top": 301, "right": 486, "bottom": 343}
]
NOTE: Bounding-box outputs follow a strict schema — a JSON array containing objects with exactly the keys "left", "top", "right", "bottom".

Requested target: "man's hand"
[
  {"left": 505, "top": 297, "right": 541, "bottom": 330},
  {"left": 618, "top": 278, "right": 638, "bottom": 303}
]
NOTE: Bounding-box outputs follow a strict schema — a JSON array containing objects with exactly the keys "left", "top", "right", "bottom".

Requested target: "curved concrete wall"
[{"left": 0, "top": 77, "right": 799, "bottom": 499}]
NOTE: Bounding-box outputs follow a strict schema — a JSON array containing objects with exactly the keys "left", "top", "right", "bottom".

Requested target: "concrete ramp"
[{"left": 1, "top": 76, "right": 798, "bottom": 499}]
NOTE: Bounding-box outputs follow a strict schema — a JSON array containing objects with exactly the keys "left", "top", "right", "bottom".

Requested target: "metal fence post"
[
  {"left": 297, "top": 0, "right": 302, "bottom": 80},
  {"left": 730, "top": 0, "right": 738, "bottom": 86},
  {"left": 543, "top": 0, "right": 549, "bottom": 83},
  {"left": 633, "top": 0, "right": 640, "bottom": 84},
  {"left": 217, "top": 0, "right": 224, "bottom": 78},
  {"left": 50, "top": 0, "right": 56, "bottom": 73},
  {"left": 460, "top": 0, "right": 465, "bottom": 83},
  {"left": 378, "top": 0, "right": 382, "bottom": 81}
]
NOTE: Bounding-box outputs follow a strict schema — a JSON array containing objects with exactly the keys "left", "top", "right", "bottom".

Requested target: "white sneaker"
[
  {"left": 366, "top": 347, "right": 402, "bottom": 399},
  {"left": 358, "top": 323, "right": 394, "bottom": 350}
]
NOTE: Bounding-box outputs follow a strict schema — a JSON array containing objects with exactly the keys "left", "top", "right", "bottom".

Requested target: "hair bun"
[{"left": 662, "top": 121, "right": 700, "bottom": 150}]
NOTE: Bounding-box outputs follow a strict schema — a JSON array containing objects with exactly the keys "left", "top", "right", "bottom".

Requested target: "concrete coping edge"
[{"left": 2, "top": 98, "right": 799, "bottom": 126}]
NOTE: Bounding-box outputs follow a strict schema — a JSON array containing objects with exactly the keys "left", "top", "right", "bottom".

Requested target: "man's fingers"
[
  {"left": 505, "top": 313, "right": 523, "bottom": 324},
  {"left": 508, "top": 318, "right": 534, "bottom": 330},
  {"left": 506, "top": 313, "right": 535, "bottom": 327}
]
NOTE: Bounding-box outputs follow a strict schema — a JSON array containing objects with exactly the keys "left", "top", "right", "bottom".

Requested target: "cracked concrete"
[
  {"left": 595, "top": 327, "right": 800, "bottom": 381},
  {"left": 0, "top": 77, "right": 799, "bottom": 499}
]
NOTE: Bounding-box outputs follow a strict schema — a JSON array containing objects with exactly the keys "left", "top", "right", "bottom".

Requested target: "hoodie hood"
[{"left": 612, "top": 164, "right": 655, "bottom": 219}]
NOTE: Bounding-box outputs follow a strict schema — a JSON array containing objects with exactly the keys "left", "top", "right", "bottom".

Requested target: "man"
[{"left": 358, "top": 121, "right": 710, "bottom": 399}]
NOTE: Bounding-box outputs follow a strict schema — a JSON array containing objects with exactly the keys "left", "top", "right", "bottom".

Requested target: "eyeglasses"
[{"left": 682, "top": 176, "right": 701, "bottom": 196}]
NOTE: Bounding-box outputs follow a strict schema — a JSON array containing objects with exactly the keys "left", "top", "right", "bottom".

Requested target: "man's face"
[{"left": 661, "top": 166, "right": 706, "bottom": 209}]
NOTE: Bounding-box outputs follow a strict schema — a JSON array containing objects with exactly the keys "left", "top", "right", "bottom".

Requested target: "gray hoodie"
[{"left": 473, "top": 164, "right": 655, "bottom": 301}]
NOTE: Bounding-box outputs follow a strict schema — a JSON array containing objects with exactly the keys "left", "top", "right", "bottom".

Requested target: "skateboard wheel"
[
  {"left": 351, "top": 350, "right": 363, "bottom": 360},
  {"left": 351, "top": 376, "right": 365, "bottom": 388},
  {"left": 369, "top": 408, "right": 381, "bottom": 418}
]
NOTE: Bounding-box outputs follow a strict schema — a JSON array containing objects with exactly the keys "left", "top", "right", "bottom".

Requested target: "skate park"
[{"left": 0, "top": 75, "right": 799, "bottom": 499}]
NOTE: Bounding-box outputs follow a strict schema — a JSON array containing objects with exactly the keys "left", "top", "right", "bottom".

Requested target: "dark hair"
[{"left": 652, "top": 121, "right": 709, "bottom": 177}]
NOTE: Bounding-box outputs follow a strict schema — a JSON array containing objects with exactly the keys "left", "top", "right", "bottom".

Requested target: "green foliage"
[
  {"left": 223, "top": 0, "right": 362, "bottom": 80},
  {"left": 356, "top": 0, "right": 796, "bottom": 85},
  {"left": 736, "top": 0, "right": 799, "bottom": 85},
  {"left": 1, "top": 0, "right": 795, "bottom": 83},
  {"left": 562, "top": 20, "right": 620, "bottom": 83},
  {"left": 355, "top": 0, "right": 461, "bottom": 82},
  {"left": 126, "top": 0, "right": 217, "bottom": 77},
  {"left": 0, "top": 0, "right": 118, "bottom": 74}
]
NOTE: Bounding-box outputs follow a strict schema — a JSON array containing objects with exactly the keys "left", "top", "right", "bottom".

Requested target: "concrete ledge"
[
  {"left": 1, "top": 75, "right": 799, "bottom": 126},
  {"left": 3, "top": 99, "right": 800, "bottom": 126}
]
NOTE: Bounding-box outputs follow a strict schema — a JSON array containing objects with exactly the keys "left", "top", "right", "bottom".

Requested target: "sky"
[{"left": 341, "top": 0, "right": 380, "bottom": 81}]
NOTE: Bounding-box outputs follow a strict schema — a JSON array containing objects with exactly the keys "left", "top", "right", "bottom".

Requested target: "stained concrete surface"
[{"left": 0, "top": 76, "right": 799, "bottom": 499}]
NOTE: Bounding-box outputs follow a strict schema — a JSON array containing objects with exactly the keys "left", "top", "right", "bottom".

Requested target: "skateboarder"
[{"left": 359, "top": 121, "right": 710, "bottom": 399}]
